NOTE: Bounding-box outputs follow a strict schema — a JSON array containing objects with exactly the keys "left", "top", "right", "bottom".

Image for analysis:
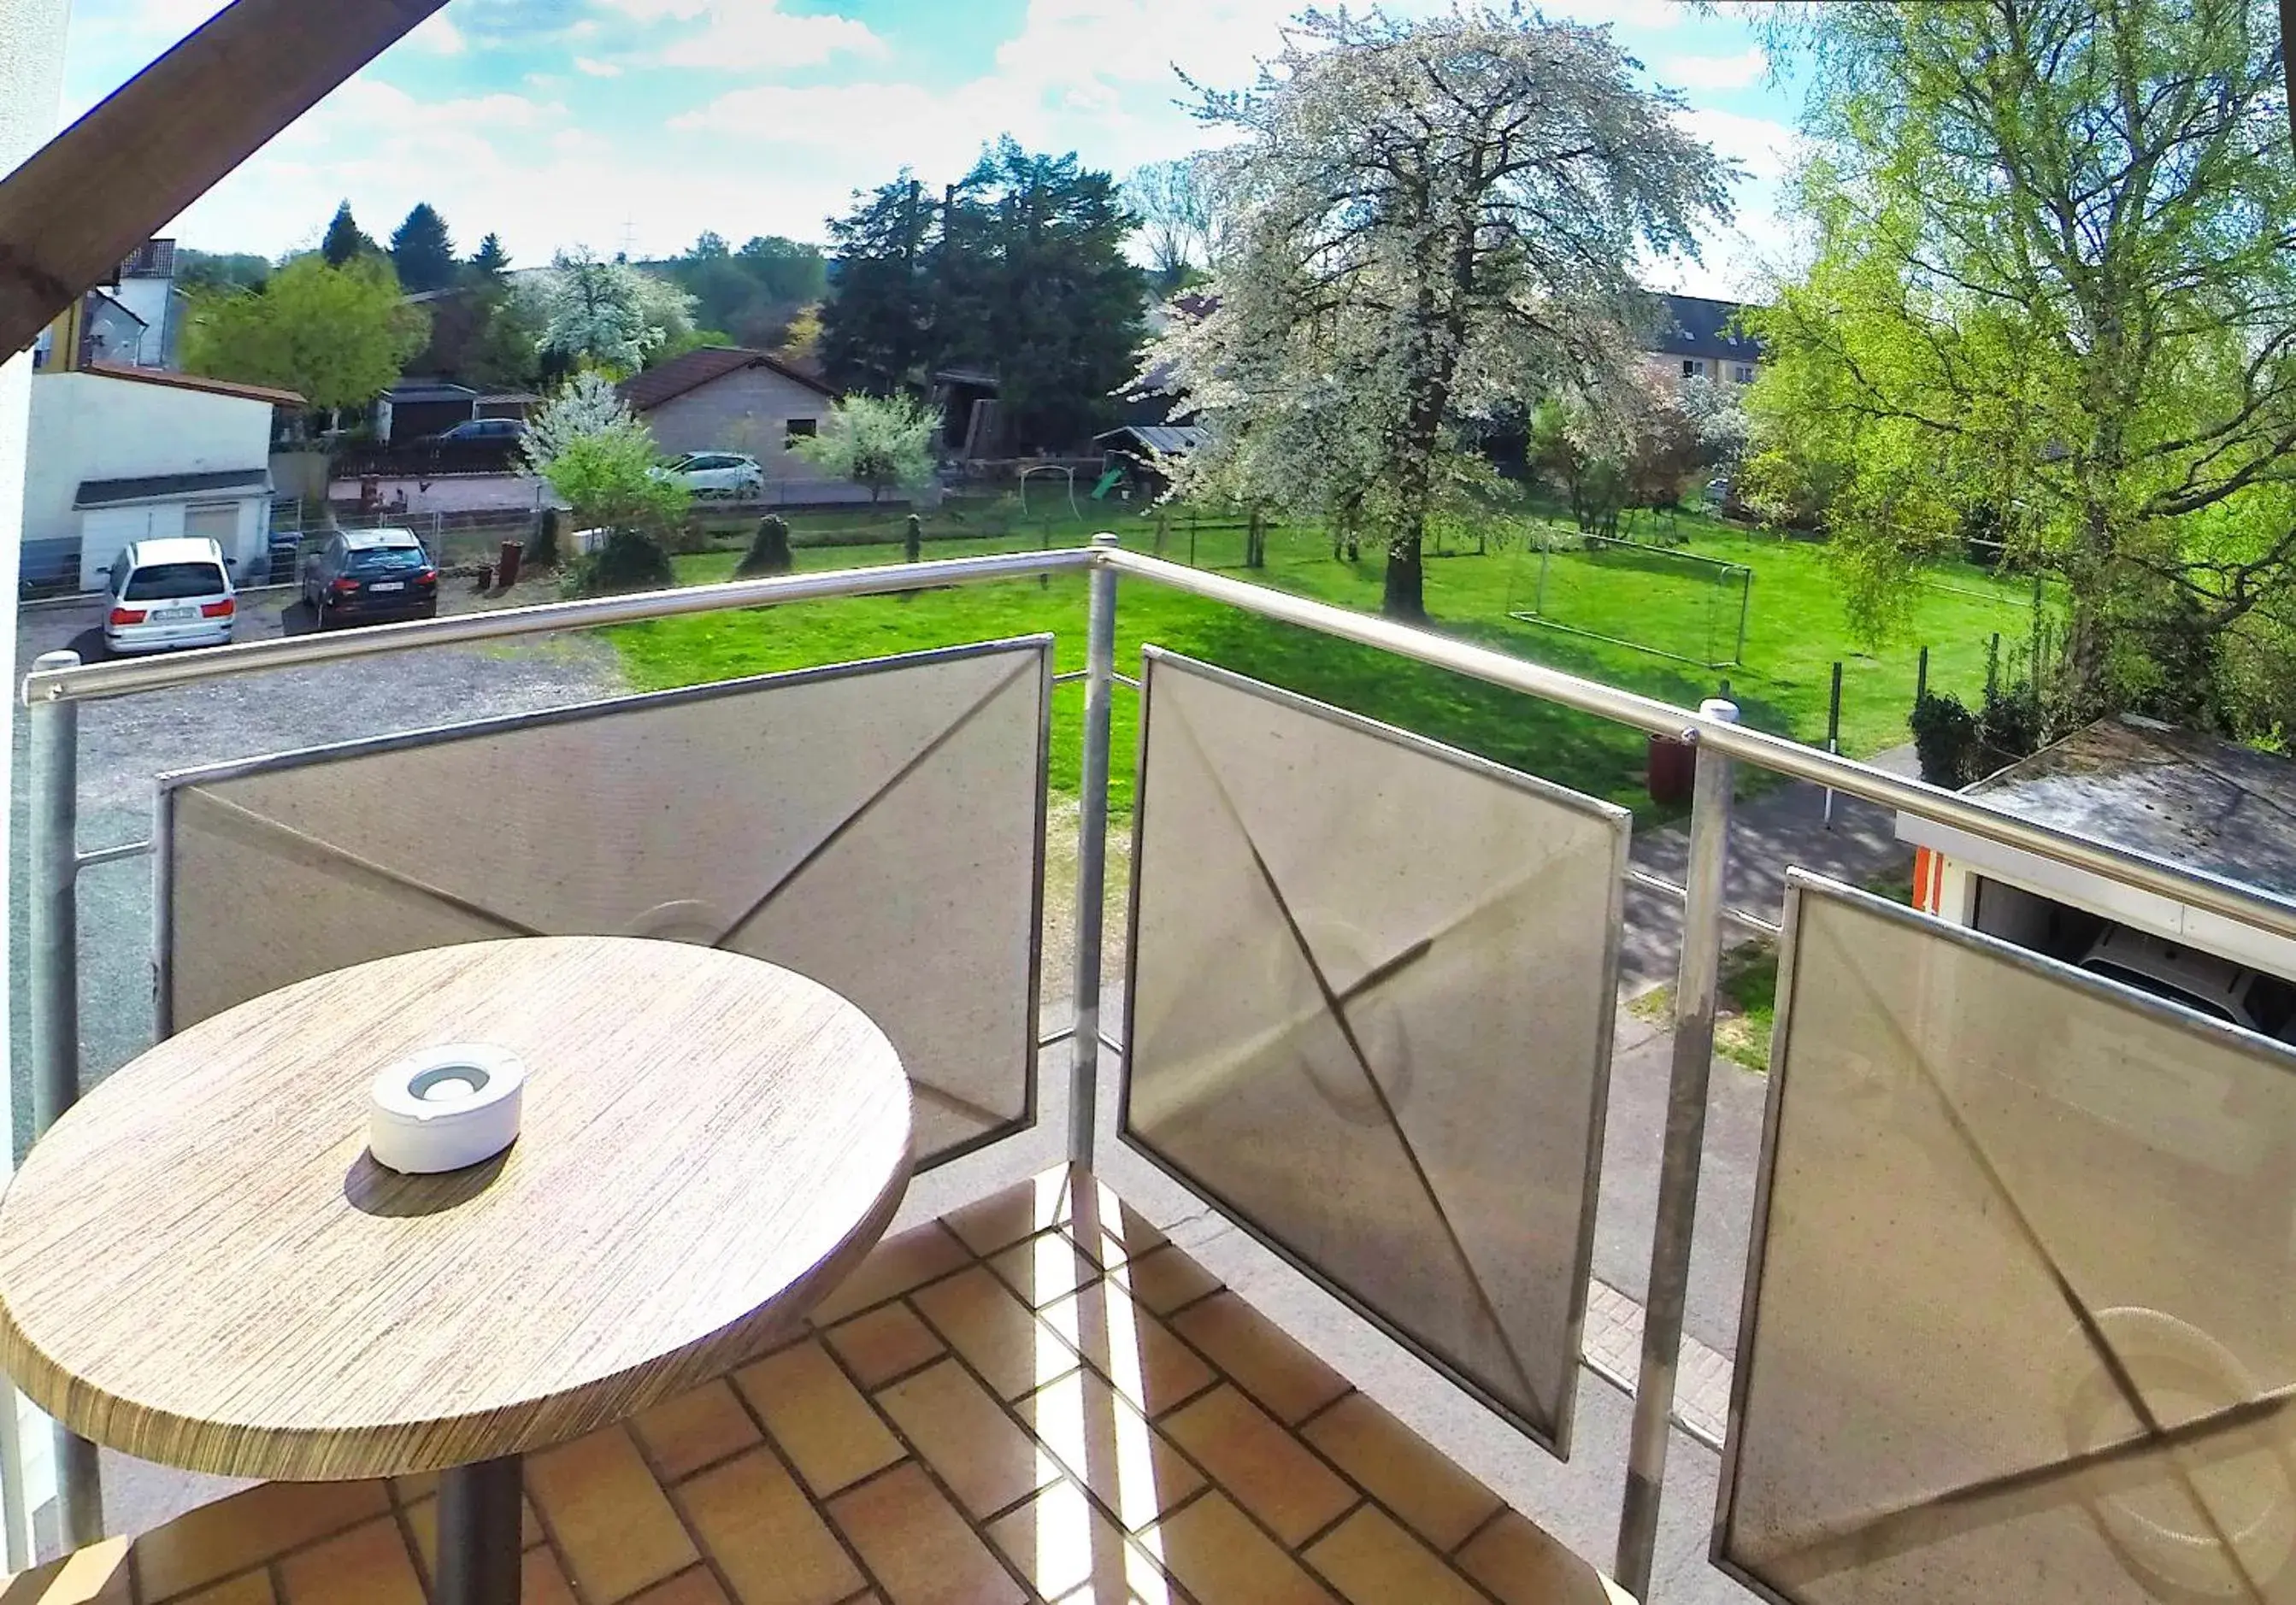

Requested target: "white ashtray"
[{"left": 368, "top": 1044, "right": 527, "bottom": 1175}]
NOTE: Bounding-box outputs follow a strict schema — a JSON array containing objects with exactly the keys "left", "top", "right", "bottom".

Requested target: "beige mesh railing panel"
[
  {"left": 1120, "top": 650, "right": 1630, "bottom": 1454},
  {"left": 1721, "top": 874, "right": 2296, "bottom": 1605},
  {"left": 161, "top": 639, "right": 1051, "bottom": 1167}
]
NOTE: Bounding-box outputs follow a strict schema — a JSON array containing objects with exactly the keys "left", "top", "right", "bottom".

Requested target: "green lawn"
[{"left": 609, "top": 508, "right": 2045, "bottom": 818}]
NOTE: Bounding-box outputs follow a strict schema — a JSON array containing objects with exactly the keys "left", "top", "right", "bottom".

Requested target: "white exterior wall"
[
  {"left": 1903, "top": 814, "right": 2296, "bottom": 982},
  {"left": 641, "top": 367, "right": 839, "bottom": 486},
  {"left": 76, "top": 497, "right": 267, "bottom": 591},
  {"left": 26, "top": 373, "right": 278, "bottom": 586},
  {"left": 110, "top": 278, "right": 177, "bottom": 367}
]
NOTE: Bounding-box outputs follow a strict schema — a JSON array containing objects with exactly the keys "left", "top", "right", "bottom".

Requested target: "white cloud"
[
  {"left": 1660, "top": 46, "right": 1766, "bottom": 91},
  {"left": 574, "top": 56, "right": 623, "bottom": 78},
  {"left": 1676, "top": 105, "right": 1798, "bottom": 185},
  {"left": 408, "top": 13, "right": 468, "bottom": 56},
  {"left": 596, "top": 0, "right": 886, "bottom": 72}
]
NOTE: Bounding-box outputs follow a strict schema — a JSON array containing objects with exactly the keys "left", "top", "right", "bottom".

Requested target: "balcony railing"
[{"left": 12, "top": 538, "right": 2296, "bottom": 1604}]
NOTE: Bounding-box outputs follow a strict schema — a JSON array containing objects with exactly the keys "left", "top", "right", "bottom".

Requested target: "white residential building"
[{"left": 23, "top": 364, "right": 299, "bottom": 591}]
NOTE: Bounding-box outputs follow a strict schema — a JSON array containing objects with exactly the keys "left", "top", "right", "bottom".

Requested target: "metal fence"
[{"left": 17, "top": 539, "right": 2296, "bottom": 1600}]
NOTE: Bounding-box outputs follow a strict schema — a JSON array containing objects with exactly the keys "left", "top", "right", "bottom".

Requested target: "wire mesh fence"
[{"left": 1509, "top": 532, "right": 1754, "bottom": 667}]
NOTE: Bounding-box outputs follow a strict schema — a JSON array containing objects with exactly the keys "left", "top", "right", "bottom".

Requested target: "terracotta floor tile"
[
  {"left": 874, "top": 1358, "right": 1058, "bottom": 1520},
  {"left": 1304, "top": 1507, "right": 1485, "bottom": 1605},
  {"left": 1021, "top": 1369, "right": 1204, "bottom": 1532},
  {"left": 403, "top": 1496, "right": 547, "bottom": 1579},
  {"left": 809, "top": 1223, "right": 972, "bottom": 1326},
  {"left": 986, "top": 1233, "right": 1099, "bottom": 1311},
  {"left": 135, "top": 1481, "right": 391, "bottom": 1602},
  {"left": 527, "top": 1426, "right": 699, "bottom": 1602},
  {"left": 827, "top": 1462, "right": 1026, "bottom": 1605},
  {"left": 911, "top": 1267, "right": 1080, "bottom": 1401},
  {"left": 520, "top": 1549, "right": 577, "bottom": 1605},
  {"left": 735, "top": 1339, "right": 906, "bottom": 1497},
  {"left": 672, "top": 1446, "right": 865, "bottom": 1605},
  {"left": 275, "top": 1519, "right": 424, "bottom": 1605},
  {"left": 1169, "top": 1294, "right": 1350, "bottom": 1426},
  {"left": 633, "top": 1379, "right": 766, "bottom": 1483},
  {"left": 1115, "top": 1250, "right": 1222, "bottom": 1320},
  {"left": 827, "top": 1302, "right": 946, "bottom": 1389},
  {"left": 1041, "top": 1282, "right": 1216, "bottom": 1420},
  {"left": 627, "top": 1567, "right": 733, "bottom": 1605},
  {"left": 174, "top": 1576, "right": 273, "bottom": 1605},
  {"left": 942, "top": 1170, "right": 1074, "bottom": 1257},
  {"left": 2, "top": 1538, "right": 130, "bottom": 1605},
  {"left": 1062, "top": 1179, "right": 1168, "bottom": 1271},
  {"left": 1299, "top": 1392, "right": 1502, "bottom": 1552},
  {"left": 1146, "top": 1491, "right": 1338, "bottom": 1605},
  {"left": 1457, "top": 1511, "right": 1628, "bottom": 1605},
  {"left": 984, "top": 1479, "right": 1169, "bottom": 1603},
  {"left": 1159, "top": 1386, "right": 1357, "bottom": 1548}
]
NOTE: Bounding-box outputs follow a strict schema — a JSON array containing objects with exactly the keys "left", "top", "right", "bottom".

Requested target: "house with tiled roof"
[
  {"left": 1646, "top": 291, "right": 1764, "bottom": 385},
  {"left": 619, "top": 347, "right": 841, "bottom": 494}
]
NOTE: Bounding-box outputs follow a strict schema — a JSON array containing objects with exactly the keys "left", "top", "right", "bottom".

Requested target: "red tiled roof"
[
  {"left": 618, "top": 346, "right": 835, "bottom": 413},
  {"left": 81, "top": 361, "right": 305, "bottom": 407}
]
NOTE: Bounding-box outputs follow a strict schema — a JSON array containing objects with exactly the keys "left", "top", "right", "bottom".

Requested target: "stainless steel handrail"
[
  {"left": 1101, "top": 549, "right": 2296, "bottom": 949},
  {"left": 22, "top": 547, "right": 1098, "bottom": 704}
]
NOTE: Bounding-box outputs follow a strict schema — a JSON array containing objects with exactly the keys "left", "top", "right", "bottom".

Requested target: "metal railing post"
[
  {"left": 1068, "top": 535, "right": 1122, "bottom": 1169},
  {"left": 25, "top": 650, "right": 103, "bottom": 1547},
  {"left": 1616, "top": 697, "right": 1739, "bottom": 1599}
]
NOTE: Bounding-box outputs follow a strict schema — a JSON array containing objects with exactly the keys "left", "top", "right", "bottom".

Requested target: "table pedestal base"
[{"left": 438, "top": 1455, "right": 523, "bottom": 1605}]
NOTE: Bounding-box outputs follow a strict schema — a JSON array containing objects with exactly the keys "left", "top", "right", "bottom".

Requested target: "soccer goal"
[{"left": 1509, "top": 533, "right": 1753, "bottom": 668}]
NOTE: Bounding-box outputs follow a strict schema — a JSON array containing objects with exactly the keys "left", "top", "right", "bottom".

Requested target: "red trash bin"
[{"left": 1647, "top": 732, "right": 1696, "bottom": 807}]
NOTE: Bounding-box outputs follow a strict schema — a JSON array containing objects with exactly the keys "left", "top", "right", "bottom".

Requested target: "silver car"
[{"left": 103, "top": 538, "right": 237, "bottom": 656}]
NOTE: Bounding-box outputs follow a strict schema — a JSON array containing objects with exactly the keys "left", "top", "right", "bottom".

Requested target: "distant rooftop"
[
  {"left": 1648, "top": 292, "right": 1763, "bottom": 364},
  {"left": 621, "top": 346, "right": 834, "bottom": 413},
  {"left": 1967, "top": 715, "right": 2296, "bottom": 901}
]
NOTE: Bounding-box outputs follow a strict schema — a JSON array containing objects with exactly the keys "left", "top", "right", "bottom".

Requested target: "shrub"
[
  {"left": 564, "top": 528, "right": 674, "bottom": 597},
  {"left": 737, "top": 515, "right": 792, "bottom": 578},
  {"left": 1910, "top": 690, "right": 1980, "bottom": 788}
]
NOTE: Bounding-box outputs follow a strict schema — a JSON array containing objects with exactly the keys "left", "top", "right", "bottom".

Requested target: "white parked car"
[
  {"left": 103, "top": 538, "right": 237, "bottom": 656},
  {"left": 656, "top": 452, "right": 765, "bottom": 500}
]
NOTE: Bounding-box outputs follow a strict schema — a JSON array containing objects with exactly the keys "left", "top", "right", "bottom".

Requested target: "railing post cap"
[
  {"left": 32, "top": 651, "right": 81, "bottom": 673},
  {"left": 1090, "top": 532, "right": 1122, "bottom": 550},
  {"left": 1699, "top": 698, "right": 1740, "bottom": 724}
]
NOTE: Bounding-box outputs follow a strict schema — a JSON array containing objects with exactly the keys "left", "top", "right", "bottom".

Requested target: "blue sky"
[{"left": 56, "top": 0, "right": 1802, "bottom": 297}]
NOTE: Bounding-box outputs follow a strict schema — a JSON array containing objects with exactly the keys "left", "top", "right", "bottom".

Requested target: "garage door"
[{"left": 78, "top": 507, "right": 154, "bottom": 592}]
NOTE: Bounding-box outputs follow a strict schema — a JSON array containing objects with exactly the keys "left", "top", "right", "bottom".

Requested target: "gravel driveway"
[{"left": 8, "top": 580, "right": 627, "bottom": 1152}]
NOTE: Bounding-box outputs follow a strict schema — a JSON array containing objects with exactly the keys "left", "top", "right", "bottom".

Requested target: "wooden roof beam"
[{"left": 0, "top": 0, "right": 450, "bottom": 359}]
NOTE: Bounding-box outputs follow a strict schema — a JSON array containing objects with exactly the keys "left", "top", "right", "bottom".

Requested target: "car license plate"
[
  {"left": 370, "top": 581, "right": 405, "bottom": 592},
  {"left": 153, "top": 607, "right": 197, "bottom": 621}
]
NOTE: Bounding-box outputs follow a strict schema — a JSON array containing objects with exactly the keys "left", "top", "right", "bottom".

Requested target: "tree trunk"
[{"left": 1382, "top": 533, "right": 1425, "bottom": 619}]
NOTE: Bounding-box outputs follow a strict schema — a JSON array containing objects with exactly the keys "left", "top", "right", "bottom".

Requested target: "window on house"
[
  {"left": 786, "top": 419, "right": 819, "bottom": 445},
  {"left": 1734, "top": 363, "right": 1757, "bottom": 384},
  {"left": 1682, "top": 359, "right": 1701, "bottom": 378}
]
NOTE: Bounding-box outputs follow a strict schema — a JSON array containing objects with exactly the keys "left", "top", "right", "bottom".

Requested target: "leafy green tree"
[
  {"left": 821, "top": 143, "right": 1146, "bottom": 452},
  {"left": 390, "top": 203, "right": 458, "bottom": 293},
  {"left": 321, "top": 202, "right": 377, "bottom": 268},
  {"left": 938, "top": 139, "right": 1145, "bottom": 450},
  {"left": 470, "top": 233, "right": 512, "bottom": 277},
  {"left": 821, "top": 176, "right": 937, "bottom": 396},
  {"left": 177, "top": 250, "right": 272, "bottom": 293},
  {"left": 520, "top": 372, "right": 691, "bottom": 543},
  {"left": 1145, "top": 8, "right": 1731, "bottom": 618},
  {"left": 182, "top": 254, "right": 427, "bottom": 426},
  {"left": 1744, "top": 0, "right": 2296, "bottom": 730},
  {"left": 792, "top": 393, "right": 939, "bottom": 502}
]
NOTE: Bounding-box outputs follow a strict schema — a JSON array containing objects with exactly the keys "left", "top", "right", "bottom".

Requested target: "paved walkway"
[{"left": 1618, "top": 744, "right": 1922, "bottom": 991}]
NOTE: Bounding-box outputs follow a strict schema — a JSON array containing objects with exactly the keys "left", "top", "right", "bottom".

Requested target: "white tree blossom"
[
  {"left": 533, "top": 248, "right": 696, "bottom": 374},
  {"left": 1145, "top": 4, "right": 1735, "bottom": 617},
  {"left": 517, "top": 371, "right": 649, "bottom": 475}
]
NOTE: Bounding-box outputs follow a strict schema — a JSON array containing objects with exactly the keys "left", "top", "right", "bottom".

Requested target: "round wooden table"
[{"left": 0, "top": 938, "right": 912, "bottom": 1605}]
